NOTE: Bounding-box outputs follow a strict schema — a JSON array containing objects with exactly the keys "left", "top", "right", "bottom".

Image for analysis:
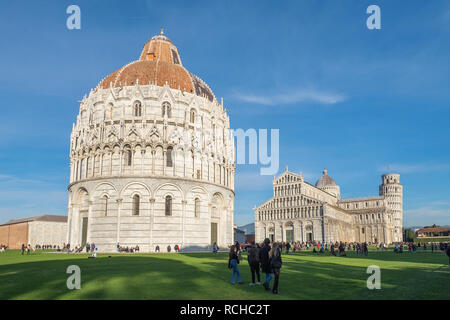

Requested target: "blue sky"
[{"left": 0, "top": 0, "right": 449, "bottom": 227}]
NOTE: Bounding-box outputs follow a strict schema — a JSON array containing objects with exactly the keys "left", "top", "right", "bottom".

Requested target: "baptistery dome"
[
  {"left": 98, "top": 30, "right": 215, "bottom": 102},
  {"left": 66, "top": 30, "right": 235, "bottom": 253}
]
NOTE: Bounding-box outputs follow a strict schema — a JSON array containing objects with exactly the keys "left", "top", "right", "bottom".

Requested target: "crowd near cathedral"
[
  {"left": 254, "top": 168, "right": 403, "bottom": 244},
  {"left": 63, "top": 30, "right": 402, "bottom": 252}
]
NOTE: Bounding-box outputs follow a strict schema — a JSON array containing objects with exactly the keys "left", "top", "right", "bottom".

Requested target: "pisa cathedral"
[
  {"left": 66, "top": 30, "right": 235, "bottom": 252},
  {"left": 254, "top": 168, "right": 403, "bottom": 244}
]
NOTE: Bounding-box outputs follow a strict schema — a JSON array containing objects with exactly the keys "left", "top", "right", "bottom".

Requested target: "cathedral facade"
[
  {"left": 66, "top": 31, "right": 235, "bottom": 252},
  {"left": 254, "top": 168, "right": 403, "bottom": 244}
]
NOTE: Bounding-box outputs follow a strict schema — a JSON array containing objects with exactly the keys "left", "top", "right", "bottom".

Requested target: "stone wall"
[
  {"left": 0, "top": 223, "right": 29, "bottom": 249},
  {"left": 28, "top": 221, "right": 67, "bottom": 247}
]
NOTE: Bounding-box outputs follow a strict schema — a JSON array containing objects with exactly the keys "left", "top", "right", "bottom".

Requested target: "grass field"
[{"left": 0, "top": 249, "right": 449, "bottom": 300}]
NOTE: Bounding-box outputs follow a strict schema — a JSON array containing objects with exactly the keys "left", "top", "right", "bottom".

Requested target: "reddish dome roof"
[{"left": 97, "top": 30, "right": 215, "bottom": 102}]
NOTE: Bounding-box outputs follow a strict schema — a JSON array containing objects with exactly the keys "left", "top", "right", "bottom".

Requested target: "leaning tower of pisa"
[{"left": 379, "top": 173, "right": 403, "bottom": 242}]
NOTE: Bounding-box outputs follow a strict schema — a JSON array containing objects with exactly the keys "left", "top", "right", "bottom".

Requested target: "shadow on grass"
[{"left": 0, "top": 251, "right": 448, "bottom": 300}]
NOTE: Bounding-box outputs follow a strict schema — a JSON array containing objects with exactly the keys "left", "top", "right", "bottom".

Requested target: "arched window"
[
  {"left": 194, "top": 198, "right": 200, "bottom": 218},
  {"left": 132, "top": 194, "right": 140, "bottom": 216},
  {"left": 103, "top": 195, "right": 108, "bottom": 216},
  {"left": 165, "top": 195, "right": 172, "bottom": 216},
  {"left": 190, "top": 109, "right": 196, "bottom": 123},
  {"left": 162, "top": 102, "right": 171, "bottom": 118},
  {"left": 166, "top": 147, "right": 173, "bottom": 167},
  {"left": 134, "top": 101, "right": 142, "bottom": 117},
  {"left": 126, "top": 149, "right": 132, "bottom": 166},
  {"left": 85, "top": 157, "right": 89, "bottom": 178}
]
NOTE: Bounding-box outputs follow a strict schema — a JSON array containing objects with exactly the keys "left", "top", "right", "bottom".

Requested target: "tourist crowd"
[
  {"left": 227, "top": 238, "right": 282, "bottom": 294},
  {"left": 226, "top": 239, "right": 450, "bottom": 294}
]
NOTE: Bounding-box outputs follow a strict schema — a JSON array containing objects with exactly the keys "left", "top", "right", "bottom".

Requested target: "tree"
[{"left": 403, "top": 228, "right": 415, "bottom": 242}]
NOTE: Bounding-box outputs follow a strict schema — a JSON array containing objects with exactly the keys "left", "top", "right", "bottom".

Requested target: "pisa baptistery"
[{"left": 66, "top": 30, "right": 235, "bottom": 252}]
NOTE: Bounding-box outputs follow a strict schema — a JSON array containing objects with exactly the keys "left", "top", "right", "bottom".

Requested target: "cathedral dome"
[
  {"left": 315, "top": 169, "right": 337, "bottom": 188},
  {"left": 97, "top": 29, "right": 216, "bottom": 102}
]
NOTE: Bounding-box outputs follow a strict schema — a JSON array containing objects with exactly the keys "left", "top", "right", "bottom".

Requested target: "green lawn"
[{"left": 0, "top": 249, "right": 449, "bottom": 300}]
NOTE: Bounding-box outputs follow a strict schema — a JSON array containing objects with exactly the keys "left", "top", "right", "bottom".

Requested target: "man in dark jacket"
[
  {"left": 285, "top": 242, "right": 291, "bottom": 254},
  {"left": 363, "top": 242, "right": 368, "bottom": 256},
  {"left": 247, "top": 241, "right": 261, "bottom": 285},
  {"left": 259, "top": 238, "right": 273, "bottom": 291}
]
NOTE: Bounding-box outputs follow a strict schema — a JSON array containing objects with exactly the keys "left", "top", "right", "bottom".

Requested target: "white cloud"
[
  {"left": 404, "top": 206, "right": 450, "bottom": 227},
  {"left": 233, "top": 88, "right": 346, "bottom": 105}
]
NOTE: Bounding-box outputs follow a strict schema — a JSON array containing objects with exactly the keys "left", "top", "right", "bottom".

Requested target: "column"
[
  {"left": 280, "top": 223, "right": 284, "bottom": 242},
  {"left": 223, "top": 205, "right": 229, "bottom": 245},
  {"left": 163, "top": 150, "right": 166, "bottom": 175},
  {"left": 182, "top": 200, "right": 187, "bottom": 247},
  {"left": 141, "top": 150, "right": 145, "bottom": 175},
  {"left": 208, "top": 203, "right": 212, "bottom": 246},
  {"left": 67, "top": 201, "right": 73, "bottom": 244},
  {"left": 119, "top": 151, "right": 123, "bottom": 175},
  {"left": 100, "top": 152, "right": 103, "bottom": 176},
  {"left": 70, "top": 162, "right": 74, "bottom": 183},
  {"left": 109, "top": 152, "right": 112, "bottom": 175},
  {"left": 151, "top": 150, "right": 156, "bottom": 175},
  {"left": 71, "top": 206, "right": 80, "bottom": 245},
  {"left": 91, "top": 155, "right": 95, "bottom": 178},
  {"left": 295, "top": 221, "right": 302, "bottom": 242},
  {"left": 87, "top": 200, "right": 93, "bottom": 242},
  {"left": 149, "top": 198, "right": 155, "bottom": 251},
  {"left": 131, "top": 148, "right": 135, "bottom": 175},
  {"left": 116, "top": 198, "right": 122, "bottom": 244}
]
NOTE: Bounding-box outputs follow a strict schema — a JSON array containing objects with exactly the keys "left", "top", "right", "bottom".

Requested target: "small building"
[
  {"left": 245, "top": 234, "right": 255, "bottom": 244},
  {"left": 415, "top": 227, "right": 450, "bottom": 238},
  {"left": 0, "top": 215, "right": 67, "bottom": 249}
]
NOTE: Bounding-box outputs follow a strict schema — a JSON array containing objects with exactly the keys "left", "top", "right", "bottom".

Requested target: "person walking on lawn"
[
  {"left": 363, "top": 242, "right": 369, "bottom": 256},
  {"left": 259, "top": 238, "right": 273, "bottom": 291},
  {"left": 269, "top": 242, "right": 282, "bottom": 294},
  {"left": 247, "top": 241, "right": 261, "bottom": 286},
  {"left": 228, "top": 245, "right": 243, "bottom": 285},
  {"left": 213, "top": 242, "right": 219, "bottom": 255}
]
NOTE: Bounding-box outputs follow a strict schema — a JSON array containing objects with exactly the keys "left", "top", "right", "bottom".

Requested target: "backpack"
[
  {"left": 270, "top": 248, "right": 282, "bottom": 269},
  {"left": 271, "top": 256, "right": 282, "bottom": 269},
  {"left": 248, "top": 247, "right": 259, "bottom": 262}
]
